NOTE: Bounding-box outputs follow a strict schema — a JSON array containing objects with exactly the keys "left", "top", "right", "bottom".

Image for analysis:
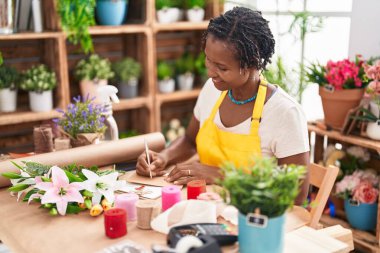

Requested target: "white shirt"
[{"left": 194, "top": 79, "right": 310, "bottom": 158}]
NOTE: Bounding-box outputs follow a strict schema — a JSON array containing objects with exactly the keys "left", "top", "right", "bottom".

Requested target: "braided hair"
[{"left": 202, "top": 7, "right": 275, "bottom": 71}]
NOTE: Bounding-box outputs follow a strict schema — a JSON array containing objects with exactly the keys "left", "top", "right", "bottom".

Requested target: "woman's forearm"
[{"left": 160, "top": 135, "right": 197, "bottom": 166}]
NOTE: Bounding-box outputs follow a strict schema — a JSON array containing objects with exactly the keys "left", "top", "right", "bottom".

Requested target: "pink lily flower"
[{"left": 35, "top": 166, "right": 84, "bottom": 215}]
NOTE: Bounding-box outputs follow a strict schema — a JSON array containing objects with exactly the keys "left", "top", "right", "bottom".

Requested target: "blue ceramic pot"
[
  {"left": 344, "top": 199, "right": 377, "bottom": 231},
  {"left": 238, "top": 212, "right": 285, "bottom": 253},
  {"left": 96, "top": 0, "right": 128, "bottom": 26}
]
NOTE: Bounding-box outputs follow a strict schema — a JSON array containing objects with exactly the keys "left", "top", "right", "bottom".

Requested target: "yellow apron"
[{"left": 196, "top": 80, "right": 268, "bottom": 169}]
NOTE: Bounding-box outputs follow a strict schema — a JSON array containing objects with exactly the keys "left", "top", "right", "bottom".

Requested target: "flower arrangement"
[
  {"left": 219, "top": 156, "right": 306, "bottom": 217},
  {"left": 335, "top": 169, "right": 379, "bottom": 204},
  {"left": 1, "top": 161, "right": 127, "bottom": 216},
  {"left": 53, "top": 95, "right": 107, "bottom": 139},
  {"left": 74, "top": 54, "right": 114, "bottom": 81},
  {"left": 307, "top": 56, "right": 369, "bottom": 91},
  {"left": 19, "top": 65, "right": 57, "bottom": 93}
]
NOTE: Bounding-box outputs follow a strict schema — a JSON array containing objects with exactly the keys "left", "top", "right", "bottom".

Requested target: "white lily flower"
[
  {"left": 10, "top": 170, "right": 38, "bottom": 201},
  {"left": 80, "top": 169, "right": 127, "bottom": 205}
]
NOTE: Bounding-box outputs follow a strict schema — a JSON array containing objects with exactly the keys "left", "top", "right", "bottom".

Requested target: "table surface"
[{"left": 0, "top": 183, "right": 350, "bottom": 253}]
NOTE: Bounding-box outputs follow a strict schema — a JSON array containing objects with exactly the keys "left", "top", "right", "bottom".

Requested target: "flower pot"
[
  {"left": 158, "top": 79, "right": 175, "bottom": 93},
  {"left": 96, "top": 0, "right": 128, "bottom": 26},
  {"left": 186, "top": 8, "right": 205, "bottom": 22},
  {"left": 369, "top": 100, "right": 379, "bottom": 118},
  {"left": 177, "top": 73, "right": 194, "bottom": 91},
  {"left": 79, "top": 79, "right": 107, "bottom": 103},
  {"left": 344, "top": 199, "right": 377, "bottom": 231},
  {"left": 119, "top": 79, "right": 138, "bottom": 98},
  {"left": 71, "top": 133, "right": 100, "bottom": 148},
  {"left": 29, "top": 90, "right": 53, "bottom": 112},
  {"left": 366, "top": 120, "right": 380, "bottom": 140},
  {"left": 156, "top": 8, "right": 180, "bottom": 24},
  {"left": 238, "top": 212, "right": 285, "bottom": 253},
  {"left": 319, "top": 87, "right": 364, "bottom": 129},
  {"left": 0, "top": 88, "right": 17, "bottom": 112}
]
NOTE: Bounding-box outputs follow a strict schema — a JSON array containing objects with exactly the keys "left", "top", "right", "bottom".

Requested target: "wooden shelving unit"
[
  {"left": 308, "top": 122, "right": 380, "bottom": 253},
  {"left": 0, "top": 0, "right": 222, "bottom": 152}
]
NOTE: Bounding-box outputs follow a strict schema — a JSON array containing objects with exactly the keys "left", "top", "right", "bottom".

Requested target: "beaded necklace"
[{"left": 228, "top": 89, "right": 257, "bottom": 105}]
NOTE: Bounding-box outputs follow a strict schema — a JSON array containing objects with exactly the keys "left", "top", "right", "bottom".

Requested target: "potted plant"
[
  {"left": 194, "top": 52, "right": 208, "bottom": 85},
  {"left": 156, "top": 0, "right": 180, "bottom": 24},
  {"left": 157, "top": 61, "right": 175, "bottom": 93},
  {"left": 112, "top": 57, "right": 142, "bottom": 98},
  {"left": 53, "top": 95, "right": 107, "bottom": 147},
  {"left": 175, "top": 52, "right": 195, "bottom": 91},
  {"left": 335, "top": 169, "right": 379, "bottom": 231},
  {"left": 75, "top": 54, "right": 114, "bottom": 103},
  {"left": 0, "top": 61, "right": 19, "bottom": 112},
  {"left": 19, "top": 65, "right": 57, "bottom": 112},
  {"left": 96, "top": 0, "right": 128, "bottom": 26},
  {"left": 186, "top": 0, "right": 205, "bottom": 22},
  {"left": 57, "top": 0, "right": 96, "bottom": 54},
  {"left": 307, "top": 56, "right": 369, "bottom": 129},
  {"left": 219, "top": 157, "right": 306, "bottom": 253}
]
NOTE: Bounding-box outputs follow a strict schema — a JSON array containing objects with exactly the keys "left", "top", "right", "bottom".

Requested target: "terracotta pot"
[
  {"left": 319, "top": 87, "right": 364, "bottom": 129},
  {"left": 79, "top": 79, "right": 107, "bottom": 103}
]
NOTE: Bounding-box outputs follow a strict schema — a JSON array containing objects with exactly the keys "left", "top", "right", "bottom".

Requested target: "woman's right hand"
[{"left": 136, "top": 151, "right": 168, "bottom": 177}]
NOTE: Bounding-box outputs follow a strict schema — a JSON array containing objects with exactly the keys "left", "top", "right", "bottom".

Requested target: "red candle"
[
  {"left": 104, "top": 208, "right": 127, "bottom": 239},
  {"left": 187, "top": 179, "right": 206, "bottom": 200}
]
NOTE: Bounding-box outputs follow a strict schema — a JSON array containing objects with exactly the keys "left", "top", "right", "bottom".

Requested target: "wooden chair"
[{"left": 308, "top": 163, "right": 339, "bottom": 229}]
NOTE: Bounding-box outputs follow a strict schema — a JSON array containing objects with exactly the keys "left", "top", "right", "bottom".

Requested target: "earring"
[{"left": 239, "top": 68, "right": 242, "bottom": 75}]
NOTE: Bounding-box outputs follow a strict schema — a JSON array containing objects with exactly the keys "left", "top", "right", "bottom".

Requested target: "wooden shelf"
[
  {"left": 308, "top": 123, "right": 380, "bottom": 153},
  {"left": 0, "top": 32, "right": 62, "bottom": 40},
  {"left": 0, "top": 110, "right": 61, "bottom": 126},
  {"left": 321, "top": 214, "right": 379, "bottom": 253},
  {"left": 89, "top": 25, "right": 149, "bottom": 35},
  {"left": 113, "top": 97, "right": 150, "bottom": 111},
  {"left": 156, "top": 89, "right": 201, "bottom": 105},
  {"left": 153, "top": 21, "right": 209, "bottom": 32}
]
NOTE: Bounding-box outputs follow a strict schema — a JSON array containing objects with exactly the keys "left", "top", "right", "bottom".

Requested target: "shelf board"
[
  {"left": 0, "top": 32, "right": 62, "bottom": 40},
  {"left": 0, "top": 110, "right": 61, "bottom": 126},
  {"left": 113, "top": 97, "right": 149, "bottom": 111},
  {"left": 308, "top": 123, "right": 380, "bottom": 153},
  {"left": 153, "top": 21, "right": 209, "bottom": 32},
  {"left": 156, "top": 89, "right": 201, "bottom": 104},
  {"left": 89, "top": 25, "right": 149, "bottom": 35}
]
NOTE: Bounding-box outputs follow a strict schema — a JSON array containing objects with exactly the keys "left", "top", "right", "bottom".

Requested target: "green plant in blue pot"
[
  {"left": 219, "top": 156, "right": 306, "bottom": 253},
  {"left": 96, "top": 0, "right": 128, "bottom": 26}
]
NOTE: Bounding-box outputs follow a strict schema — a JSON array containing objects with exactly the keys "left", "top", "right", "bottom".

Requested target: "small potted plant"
[
  {"left": 19, "top": 65, "right": 57, "bottom": 112},
  {"left": 112, "top": 57, "right": 142, "bottom": 98},
  {"left": 156, "top": 0, "right": 181, "bottom": 24},
  {"left": 53, "top": 95, "right": 107, "bottom": 147},
  {"left": 195, "top": 52, "right": 208, "bottom": 85},
  {"left": 175, "top": 52, "right": 195, "bottom": 91},
  {"left": 219, "top": 156, "right": 306, "bottom": 253},
  {"left": 335, "top": 169, "right": 379, "bottom": 231},
  {"left": 0, "top": 61, "right": 19, "bottom": 112},
  {"left": 157, "top": 61, "right": 175, "bottom": 93},
  {"left": 186, "top": 0, "right": 205, "bottom": 22},
  {"left": 96, "top": 0, "right": 129, "bottom": 26},
  {"left": 74, "top": 54, "right": 114, "bottom": 103}
]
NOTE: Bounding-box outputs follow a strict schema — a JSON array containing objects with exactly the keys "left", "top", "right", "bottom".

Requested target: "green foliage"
[
  {"left": 74, "top": 54, "right": 114, "bottom": 81},
  {"left": 195, "top": 52, "right": 207, "bottom": 79},
  {"left": 156, "top": 0, "right": 175, "bottom": 10},
  {"left": 57, "top": 0, "right": 96, "bottom": 54},
  {"left": 157, "top": 61, "right": 174, "bottom": 80},
  {"left": 112, "top": 57, "right": 142, "bottom": 82},
  {"left": 19, "top": 65, "right": 57, "bottom": 93},
  {"left": 263, "top": 56, "right": 292, "bottom": 94},
  {"left": 186, "top": 0, "right": 205, "bottom": 9},
  {"left": 0, "top": 52, "right": 3, "bottom": 65},
  {"left": 306, "top": 62, "right": 327, "bottom": 86},
  {"left": 351, "top": 107, "right": 380, "bottom": 122},
  {"left": 175, "top": 52, "right": 195, "bottom": 75},
  {"left": 119, "top": 129, "right": 139, "bottom": 139},
  {"left": 219, "top": 156, "right": 306, "bottom": 218},
  {"left": 0, "top": 65, "right": 19, "bottom": 90}
]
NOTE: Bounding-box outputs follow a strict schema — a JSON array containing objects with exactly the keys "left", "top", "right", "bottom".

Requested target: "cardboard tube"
[{"left": 0, "top": 132, "right": 165, "bottom": 188}]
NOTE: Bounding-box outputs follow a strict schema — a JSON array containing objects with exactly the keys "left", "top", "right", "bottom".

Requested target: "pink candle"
[
  {"left": 162, "top": 185, "right": 181, "bottom": 211},
  {"left": 114, "top": 193, "right": 139, "bottom": 221}
]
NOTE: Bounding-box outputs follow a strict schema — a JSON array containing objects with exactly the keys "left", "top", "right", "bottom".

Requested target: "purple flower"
[
  {"left": 73, "top": 96, "right": 81, "bottom": 103},
  {"left": 52, "top": 118, "right": 59, "bottom": 124},
  {"left": 56, "top": 108, "right": 65, "bottom": 114},
  {"left": 81, "top": 110, "right": 87, "bottom": 119}
]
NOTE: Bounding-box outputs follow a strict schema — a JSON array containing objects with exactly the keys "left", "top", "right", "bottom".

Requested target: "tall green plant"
[
  {"left": 57, "top": 0, "right": 96, "bottom": 54},
  {"left": 263, "top": 56, "right": 292, "bottom": 94}
]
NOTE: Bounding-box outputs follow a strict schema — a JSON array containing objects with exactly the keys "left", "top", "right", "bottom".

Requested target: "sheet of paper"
[{"left": 118, "top": 182, "right": 162, "bottom": 200}]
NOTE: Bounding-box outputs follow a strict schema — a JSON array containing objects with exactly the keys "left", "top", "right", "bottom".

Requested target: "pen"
[{"left": 144, "top": 138, "right": 152, "bottom": 179}]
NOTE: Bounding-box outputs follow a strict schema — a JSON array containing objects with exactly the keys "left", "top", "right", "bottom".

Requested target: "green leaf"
[
  {"left": 23, "top": 189, "right": 39, "bottom": 202},
  {"left": 1, "top": 172, "right": 23, "bottom": 179},
  {"left": 11, "top": 161, "right": 23, "bottom": 170},
  {"left": 85, "top": 199, "right": 92, "bottom": 209},
  {"left": 64, "top": 170, "right": 83, "bottom": 182},
  {"left": 66, "top": 204, "right": 83, "bottom": 214},
  {"left": 8, "top": 184, "right": 29, "bottom": 192}
]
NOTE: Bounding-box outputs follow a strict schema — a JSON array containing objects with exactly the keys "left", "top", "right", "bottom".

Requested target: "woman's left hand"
[{"left": 165, "top": 162, "right": 222, "bottom": 185}]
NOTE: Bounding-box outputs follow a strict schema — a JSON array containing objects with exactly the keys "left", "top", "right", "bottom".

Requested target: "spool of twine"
[
  {"left": 136, "top": 200, "right": 160, "bottom": 230},
  {"left": 54, "top": 137, "right": 71, "bottom": 151},
  {"left": 33, "top": 125, "right": 54, "bottom": 154}
]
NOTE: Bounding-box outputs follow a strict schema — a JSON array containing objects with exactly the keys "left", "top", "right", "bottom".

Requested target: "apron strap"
[
  {"left": 209, "top": 91, "right": 227, "bottom": 119},
  {"left": 250, "top": 78, "right": 268, "bottom": 134}
]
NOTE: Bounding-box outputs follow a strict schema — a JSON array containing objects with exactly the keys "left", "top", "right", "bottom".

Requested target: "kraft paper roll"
[{"left": 0, "top": 132, "right": 165, "bottom": 188}]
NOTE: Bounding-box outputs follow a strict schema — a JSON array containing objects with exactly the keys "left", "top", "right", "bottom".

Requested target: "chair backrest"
[{"left": 308, "top": 163, "right": 339, "bottom": 229}]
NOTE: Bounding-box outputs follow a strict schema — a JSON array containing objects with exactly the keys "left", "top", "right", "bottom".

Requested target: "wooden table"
[{"left": 0, "top": 186, "right": 352, "bottom": 253}]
